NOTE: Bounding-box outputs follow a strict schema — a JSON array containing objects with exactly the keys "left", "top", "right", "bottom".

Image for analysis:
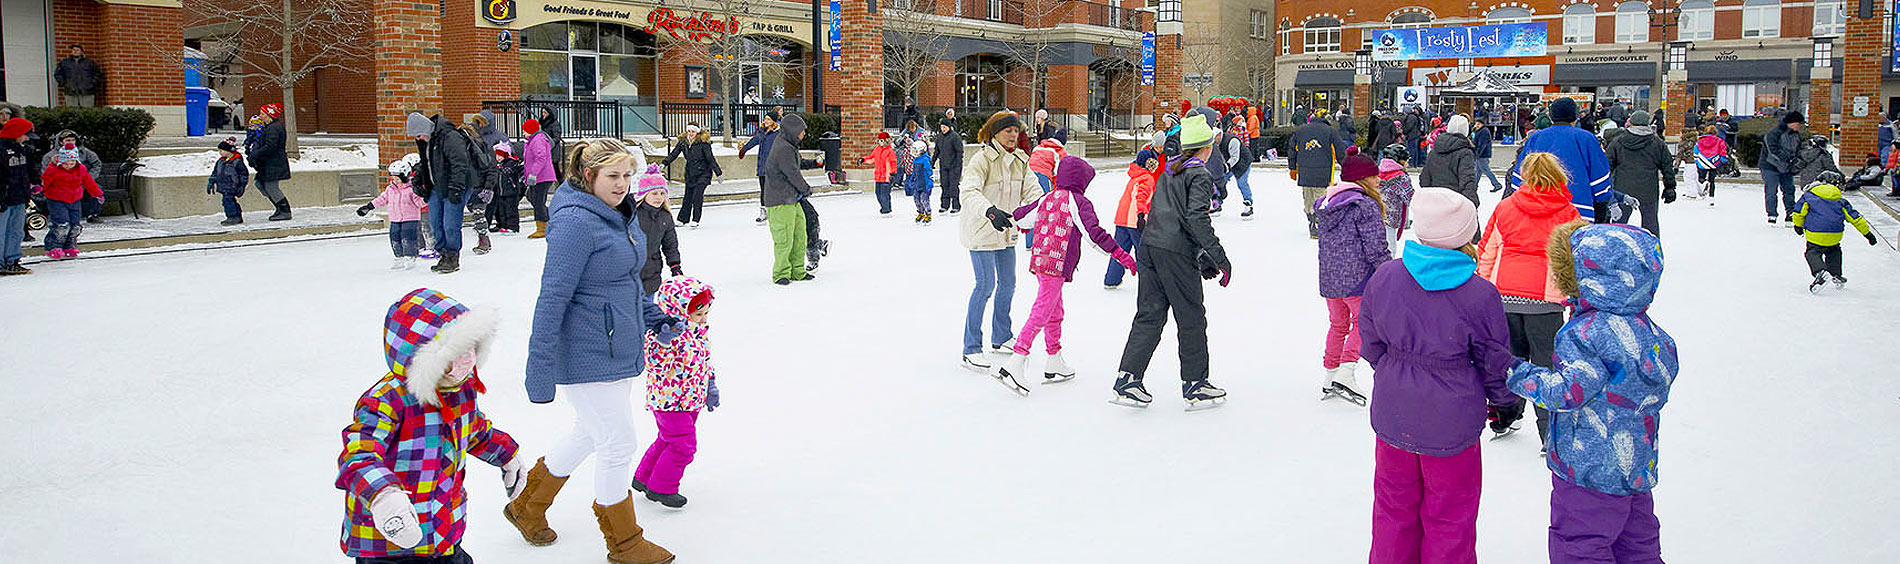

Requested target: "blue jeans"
[
  {"left": 220, "top": 194, "right": 242, "bottom": 219},
  {"left": 874, "top": 181, "right": 892, "bottom": 213},
  {"left": 389, "top": 220, "right": 421, "bottom": 257},
  {"left": 964, "top": 248, "right": 1017, "bottom": 355},
  {"left": 1105, "top": 226, "right": 1142, "bottom": 287},
  {"left": 427, "top": 189, "right": 468, "bottom": 253},
  {"left": 1233, "top": 167, "right": 1253, "bottom": 202},
  {"left": 46, "top": 199, "right": 82, "bottom": 250},
  {"left": 1476, "top": 157, "right": 1503, "bottom": 191},
  {"left": 1762, "top": 166, "right": 1797, "bottom": 218},
  {"left": 1, "top": 204, "right": 24, "bottom": 264}
]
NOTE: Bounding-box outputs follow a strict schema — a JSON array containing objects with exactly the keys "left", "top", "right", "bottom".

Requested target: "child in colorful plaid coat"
[
  {"left": 631, "top": 276, "right": 717, "bottom": 509},
  {"left": 336, "top": 288, "right": 522, "bottom": 563}
]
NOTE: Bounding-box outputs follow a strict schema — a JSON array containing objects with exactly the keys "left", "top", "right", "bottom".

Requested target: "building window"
[
  {"left": 1486, "top": 7, "right": 1532, "bottom": 24},
  {"left": 1814, "top": 0, "right": 1845, "bottom": 37},
  {"left": 1389, "top": 12, "right": 1432, "bottom": 29},
  {"left": 1564, "top": 4, "right": 1596, "bottom": 44},
  {"left": 1744, "top": 0, "right": 1780, "bottom": 38},
  {"left": 1280, "top": 29, "right": 1290, "bottom": 55},
  {"left": 1616, "top": 2, "right": 1648, "bottom": 43},
  {"left": 1304, "top": 17, "right": 1341, "bottom": 53},
  {"left": 1678, "top": 0, "right": 1713, "bottom": 41},
  {"left": 1250, "top": 10, "right": 1268, "bottom": 39}
]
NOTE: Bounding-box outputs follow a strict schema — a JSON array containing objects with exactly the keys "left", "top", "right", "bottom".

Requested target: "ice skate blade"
[
  {"left": 1489, "top": 425, "right": 1522, "bottom": 441},
  {"left": 1041, "top": 373, "right": 1076, "bottom": 384},
  {"left": 1108, "top": 397, "right": 1151, "bottom": 409},
  {"left": 1184, "top": 398, "right": 1226, "bottom": 412},
  {"left": 991, "top": 371, "right": 1031, "bottom": 396}
]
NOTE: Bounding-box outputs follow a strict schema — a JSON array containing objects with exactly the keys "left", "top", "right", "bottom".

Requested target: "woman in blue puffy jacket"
[{"left": 508, "top": 138, "right": 684, "bottom": 564}]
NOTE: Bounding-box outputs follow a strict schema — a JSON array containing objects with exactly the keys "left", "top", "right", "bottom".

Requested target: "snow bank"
[{"left": 135, "top": 145, "right": 377, "bottom": 177}]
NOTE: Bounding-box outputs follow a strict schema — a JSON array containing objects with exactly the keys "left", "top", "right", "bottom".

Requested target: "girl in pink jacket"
[
  {"left": 633, "top": 276, "right": 718, "bottom": 509},
  {"left": 358, "top": 158, "right": 429, "bottom": 270}
]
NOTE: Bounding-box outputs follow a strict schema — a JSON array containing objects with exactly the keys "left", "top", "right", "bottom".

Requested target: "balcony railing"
[{"left": 1067, "top": 1, "right": 1143, "bottom": 31}]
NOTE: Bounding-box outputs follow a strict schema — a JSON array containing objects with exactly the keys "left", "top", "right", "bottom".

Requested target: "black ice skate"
[
  {"left": 1240, "top": 200, "right": 1255, "bottom": 219},
  {"left": 1183, "top": 380, "right": 1227, "bottom": 411},
  {"left": 1322, "top": 383, "right": 1368, "bottom": 407},
  {"left": 1809, "top": 272, "right": 1829, "bottom": 293},
  {"left": 1109, "top": 372, "right": 1152, "bottom": 408},
  {"left": 1833, "top": 274, "right": 1847, "bottom": 289}
]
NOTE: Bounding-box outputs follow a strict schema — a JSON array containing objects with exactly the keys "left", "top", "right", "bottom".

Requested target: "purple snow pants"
[
  {"left": 633, "top": 411, "right": 700, "bottom": 495},
  {"left": 1548, "top": 475, "right": 1664, "bottom": 564},
  {"left": 1370, "top": 439, "right": 1481, "bottom": 564}
]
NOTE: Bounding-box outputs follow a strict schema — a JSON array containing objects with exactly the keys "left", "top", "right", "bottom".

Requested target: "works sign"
[{"left": 478, "top": 0, "right": 814, "bottom": 44}]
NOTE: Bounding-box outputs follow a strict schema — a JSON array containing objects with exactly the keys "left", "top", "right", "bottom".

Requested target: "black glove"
[
  {"left": 206, "top": 182, "right": 215, "bottom": 195},
  {"left": 985, "top": 206, "right": 1012, "bottom": 232},
  {"left": 1488, "top": 402, "right": 1526, "bottom": 434},
  {"left": 1869, "top": 232, "right": 1881, "bottom": 246},
  {"left": 1196, "top": 250, "right": 1224, "bottom": 280},
  {"left": 1136, "top": 213, "right": 1147, "bottom": 230},
  {"left": 1662, "top": 188, "right": 1676, "bottom": 204},
  {"left": 670, "top": 264, "right": 684, "bottom": 277},
  {"left": 356, "top": 203, "right": 373, "bottom": 217},
  {"left": 1793, "top": 225, "right": 1804, "bottom": 236}
]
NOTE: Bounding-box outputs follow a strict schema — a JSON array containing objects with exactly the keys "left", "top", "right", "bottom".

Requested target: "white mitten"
[
  {"left": 501, "top": 457, "right": 526, "bottom": 499},
  {"left": 370, "top": 487, "right": 423, "bottom": 548}
]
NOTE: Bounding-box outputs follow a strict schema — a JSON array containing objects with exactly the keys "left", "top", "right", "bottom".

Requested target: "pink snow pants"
[
  {"left": 1324, "top": 296, "right": 1364, "bottom": 369},
  {"left": 1013, "top": 273, "right": 1066, "bottom": 355},
  {"left": 1548, "top": 475, "right": 1664, "bottom": 564},
  {"left": 1370, "top": 439, "right": 1481, "bottom": 564},
  {"left": 633, "top": 411, "right": 700, "bottom": 495}
]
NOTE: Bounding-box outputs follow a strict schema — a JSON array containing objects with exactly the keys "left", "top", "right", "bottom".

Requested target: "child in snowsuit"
[
  {"left": 337, "top": 288, "right": 520, "bottom": 563},
  {"left": 1792, "top": 135, "right": 1844, "bottom": 190},
  {"left": 1478, "top": 152, "right": 1583, "bottom": 449},
  {"left": 1377, "top": 145, "right": 1416, "bottom": 255},
  {"left": 359, "top": 158, "right": 428, "bottom": 270},
  {"left": 1792, "top": 181, "right": 1878, "bottom": 291},
  {"left": 1314, "top": 154, "right": 1390, "bottom": 406},
  {"left": 1106, "top": 148, "right": 1159, "bottom": 289},
  {"left": 863, "top": 132, "right": 897, "bottom": 215},
  {"left": 1692, "top": 125, "right": 1730, "bottom": 204},
  {"left": 460, "top": 126, "right": 496, "bottom": 257},
  {"left": 907, "top": 139, "right": 934, "bottom": 223},
  {"left": 38, "top": 148, "right": 100, "bottom": 258},
  {"left": 1027, "top": 132, "right": 1068, "bottom": 194},
  {"left": 206, "top": 138, "right": 249, "bottom": 226},
  {"left": 490, "top": 142, "right": 526, "bottom": 233},
  {"left": 1843, "top": 153, "right": 1886, "bottom": 192},
  {"left": 1358, "top": 188, "right": 1525, "bottom": 564},
  {"left": 990, "top": 156, "right": 1138, "bottom": 393},
  {"left": 634, "top": 165, "right": 682, "bottom": 296},
  {"left": 631, "top": 276, "right": 717, "bottom": 509},
  {"left": 1886, "top": 141, "right": 1900, "bottom": 198},
  {"left": 1507, "top": 223, "right": 1677, "bottom": 564}
]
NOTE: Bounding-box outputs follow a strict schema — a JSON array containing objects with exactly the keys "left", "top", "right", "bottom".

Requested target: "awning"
[
  {"left": 1294, "top": 69, "right": 1354, "bottom": 88},
  {"left": 1440, "top": 68, "right": 1537, "bottom": 97},
  {"left": 1551, "top": 62, "right": 1656, "bottom": 85},
  {"left": 1687, "top": 59, "right": 1841, "bottom": 82}
]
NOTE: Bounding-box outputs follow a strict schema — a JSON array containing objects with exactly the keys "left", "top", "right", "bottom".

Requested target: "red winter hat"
[
  {"left": 0, "top": 118, "right": 32, "bottom": 139},
  {"left": 1340, "top": 154, "right": 1380, "bottom": 183},
  {"left": 876, "top": 131, "right": 890, "bottom": 140},
  {"left": 688, "top": 287, "right": 714, "bottom": 313},
  {"left": 523, "top": 119, "right": 540, "bottom": 135},
  {"left": 261, "top": 103, "right": 283, "bottom": 119}
]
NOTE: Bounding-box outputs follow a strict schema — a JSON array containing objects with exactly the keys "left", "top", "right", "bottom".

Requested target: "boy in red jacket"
[
  {"left": 863, "top": 131, "right": 897, "bottom": 215},
  {"left": 1106, "top": 148, "right": 1158, "bottom": 289},
  {"left": 39, "top": 148, "right": 101, "bottom": 258}
]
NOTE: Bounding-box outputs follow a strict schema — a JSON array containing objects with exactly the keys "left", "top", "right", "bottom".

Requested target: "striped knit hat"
[{"left": 636, "top": 164, "right": 667, "bottom": 197}]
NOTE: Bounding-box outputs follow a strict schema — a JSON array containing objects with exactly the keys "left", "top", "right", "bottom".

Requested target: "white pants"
[{"left": 543, "top": 379, "right": 640, "bottom": 505}]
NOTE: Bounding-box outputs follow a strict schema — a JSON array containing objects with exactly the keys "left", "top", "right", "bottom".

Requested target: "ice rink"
[{"left": 4, "top": 167, "right": 1898, "bottom": 563}]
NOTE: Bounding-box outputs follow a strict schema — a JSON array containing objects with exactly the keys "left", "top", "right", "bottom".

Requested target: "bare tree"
[
  {"left": 667, "top": 0, "right": 764, "bottom": 141},
  {"left": 883, "top": 0, "right": 954, "bottom": 109},
  {"left": 1230, "top": 37, "right": 1277, "bottom": 105},
  {"left": 994, "top": 0, "right": 1069, "bottom": 113},
  {"left": 1179, "top": 23, "right": 1224, "bottom": 103},
  {"left": 165, "top": 0, "right": 368, "bottom": 156},
  {"left": 1099, "top": 38, "right": 1150, "bottom": 140}
]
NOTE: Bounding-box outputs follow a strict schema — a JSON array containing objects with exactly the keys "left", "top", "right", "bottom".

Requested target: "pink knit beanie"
[
  {"left": 636, "top": 164, "right": 667, "bottom": 197},
  {"left": 1410, "top": 187, "right": 1479, "bottom": 249}
]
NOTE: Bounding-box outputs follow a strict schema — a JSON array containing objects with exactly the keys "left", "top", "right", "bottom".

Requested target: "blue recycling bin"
[
  {"left": 184, "top": 56, "right": 204, "bottom": 87},
  {"left": 185, "top": 87, "right": 211, "bottom": 136}
]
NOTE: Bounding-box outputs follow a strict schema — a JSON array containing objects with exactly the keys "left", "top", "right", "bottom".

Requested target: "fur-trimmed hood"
[{"left": 383, "top": 288, "right": 499, "bottom": 407}]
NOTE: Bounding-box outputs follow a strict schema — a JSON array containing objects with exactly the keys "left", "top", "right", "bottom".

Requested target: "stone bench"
[{"left": 132, "top": 168, "right": 378, "bottom": 219}]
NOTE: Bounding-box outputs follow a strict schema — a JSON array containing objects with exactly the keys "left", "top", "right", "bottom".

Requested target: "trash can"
[
  {"left": 820, "top": 132, "right": 841, "bottom": 171},
  {"left": 185, "top": 87, "right": 212, "bottom": 136}
]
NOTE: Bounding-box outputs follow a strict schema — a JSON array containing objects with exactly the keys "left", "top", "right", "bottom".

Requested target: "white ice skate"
[
  {"left": 960, "top": 353, "right": 992, "bottom": 371},
  {"left": 991, "top": 354, "right": 1031, "bottom": 396},
  {"left": 1320, "top": 365, "right": 1368, "bottom": 407},
  {"left": 391, "top": 257, "right": 408, "bottom": 270},
  {"left": 989, "top": 338, "right": 1016, "bottom": 355},
  {"left": 1042, "top": 351, "right": 1076, "bottom": 384}
]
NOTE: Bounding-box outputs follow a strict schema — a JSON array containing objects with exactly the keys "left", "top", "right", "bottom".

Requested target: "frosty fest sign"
[{"left": 1371, "top": 22, "right": 1548, "bottom": 62}]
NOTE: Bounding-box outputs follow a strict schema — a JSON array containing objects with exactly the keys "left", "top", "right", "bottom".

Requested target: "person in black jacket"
[
  {"left": 1370, "top": 110, "right": 1398, "bottom": 156},
  {"left": 406, "top": 111, "right": 482, "bottom": 273},
  {"left": 1419, "top": 114, "right": 1478, "bottom": 209},
  {"left": 1401, "top": 107, "right": 1426, "bottom": 166},
  {"left": 1111, "top": 113, "right": 1231, "bottom": 410},
  {"left": 1, "top": 118, "right": 37, "bottom": 274},
  {"left": 1472, "top": 121, "right": 1501, "bottom": 192},
  {"left": 935, "top": 118, "right": 964, "bottom": 214},
  {"left": 53, "top": 45, "right": 101, "bottom": 107},
  {"left": 634, "top": 172, "right": 683, "bottom": 295},
  {"left": 249, "top": 103, "right": 294, "bottom": 220},
  {"left": 1291, "top": 115, "right": 1350, "bottom": 238},
  {"left": 206, "top": 138, "right": 250, "bottom": 226},
  {"left": 660, "top": 124, "right": 722, "bottom": 227},
  {"left": 1606, "top": 111, "right": 1679, "bottom": 236},
  {"left": 1758, "top": 111, "right": 1805, "bottom": 225},
  {"left": 490, "top": 142, "right": 526, "bottom": 233}
]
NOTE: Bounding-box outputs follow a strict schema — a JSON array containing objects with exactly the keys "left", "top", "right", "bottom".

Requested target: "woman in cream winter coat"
[{"left": 957, "top": 111, "right": 1039, "bottom": 370}]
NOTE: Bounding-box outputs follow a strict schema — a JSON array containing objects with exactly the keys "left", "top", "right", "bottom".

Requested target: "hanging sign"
[
  {"left": 1892, "top": 1, "right": 1900, "bottom": 72},
  {"left": 1396, "top": 86, "right": 1427, "bottom": 109},
  {"left": 1372, "top": 22, "right": 1548, "bottom": 62},
  {"left": 483, "top": 0, "right": 517, "bottom": 25},
  {"left": 829, "top": 0, "right": 842, "bottom": 71},
  {"left": 1141, "top": 32, "right": 1156, "bottom": 86}
]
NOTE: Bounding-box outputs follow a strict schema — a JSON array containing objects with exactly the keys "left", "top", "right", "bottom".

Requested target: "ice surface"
[{"left": 3, "top": 169, "right": 1899, "bottom": 562}]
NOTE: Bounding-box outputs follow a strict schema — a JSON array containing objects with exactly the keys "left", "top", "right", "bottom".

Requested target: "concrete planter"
[{"left": 133, "top": 168, "right": 378, "bottom": 219}]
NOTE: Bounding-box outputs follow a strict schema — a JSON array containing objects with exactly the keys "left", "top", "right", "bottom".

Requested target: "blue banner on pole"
[
  {"left": 1141, "top": 32, "right": 1156, "bottom": 86},
  {"left": 1892, "top": 0, "right": 1900, "bottom": 72},
  {"left": 828, "top": 0, "right": 842, "bottom": 72},
  {"left": 1371, "top": 22, "right": 1547, "bottom": 61}
]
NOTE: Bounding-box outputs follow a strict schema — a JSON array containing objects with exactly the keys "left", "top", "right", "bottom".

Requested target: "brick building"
[
  {"left": 1271, "top": 0, "right": 1900, "bottom": 134},
  {"left": 3, "top": 0, "right": 186, "bottom": 135}
]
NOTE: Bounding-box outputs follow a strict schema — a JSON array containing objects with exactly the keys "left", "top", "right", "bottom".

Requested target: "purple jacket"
[
  {"left": 1013, "top": 156, "right": 1132, "bottom": 281},
  {"left": 1358, "top": 241, "right": 1523, "bottom": 456},
  {"left": 1314, "top": 184, "right": 1390, "bottom": 298},
  {"left": 523, "top": 132, "right": 557, "bottom": 185}
]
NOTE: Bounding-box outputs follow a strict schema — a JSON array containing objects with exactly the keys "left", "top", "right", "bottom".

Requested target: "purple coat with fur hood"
[{"left": 1315, "top": 183, "right": 1390, "bottom": 298}]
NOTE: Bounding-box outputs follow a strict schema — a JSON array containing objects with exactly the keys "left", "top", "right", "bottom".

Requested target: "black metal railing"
[
  {"left": 1087, "top": 108, "right": 1142, "bottom": 132},
  {"left": 481, "top": 99, "right": 625, "bottom": 140},
  {"left": 1067, "top": 0, "right": 1142, "bottom": 31},
  {"left": 659, "top": 102, "right": 819, "bottom": 138},
  {"left": 967, "top": 0, "right": 1024, "bottom": 25}
]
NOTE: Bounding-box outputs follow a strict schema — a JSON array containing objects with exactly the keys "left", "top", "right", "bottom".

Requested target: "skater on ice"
[
  {"left": 1313, "top": 152, "right": 1389, "bottom": 407},
  {"left": 1507, "top": 223, "right": 1678, "bottom": 564},
  {"left": 862, "top": 131, "right": 897, "bottom": 216},
  {"left": 761, "top": 114, "right": 816, "bottom": 285},
  {"left": 1376, "top": 144, "right": 1417, "bottom": 255},
  {"left": 935, "top": 116, "right": 964, "bottom": 214},
  {"left": 906, "top": 139, "right": 935, "bottom": 224},
  {"left": 357, "top": 157, "right": 428, "bottom": 270},
  {"left": 1478, "top": 152, "right": 1584, "bottom": 449},
  {"left": 1790, "top": 176, "right": 1878, "bottom": 292},
  {"left": 631, "top": 276, "right": 719, "bottom": 509},
  {"left": 633, "top": 164, "right": 683, "bottom": 296},
  {"left": 1105, "top": 148, "right": 1158, "bottom": 290},
  {"left": 522, "top": 117, "right": 558, "bottom": 238},
  {"left": 659, "top": 123, "right": 720, "bottom": 228},
  {"left": 958, "top": 110, "right": 1036, "bottom": 370},
  {"left": 490, "top": 141, "right": 527, "bottom": 234}
]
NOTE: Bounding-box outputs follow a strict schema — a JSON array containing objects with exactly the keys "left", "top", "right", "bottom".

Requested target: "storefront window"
[
  {"left": 520, "top": 51, "right": 568, "bottom": 100},
  {"left": 1814, "top": 0, "right": 1845, "bottom": 37},
  {"left": 521, "top": 21, "right": 660, "bottom": 104},
  {"left": 1564, "top": 4, "right": 1596, "bottom": 44},
  {"left": 1743, "top": 0, "right": 1779, "bottom": 38},
  {"left": 1486, "top": 7, "right": 1531, "bottom": 24},
  {"left": 710, "top": 37, "right": 804, "bottom": 105},
  {"left": 1615, "top": 2, "right": 1649, "bottom": 43},
  {"left": 522, "top": 22, "right": 568, "bottom": 51},
  {"left": 1678, "top": 1, "right": 1713, "bottom": 41},
  {"left": 568, "top": 22, "right": 599, "bottom": 52},
  {"left": 1304, "top": 17, "right": 1340, "bottom": 54},
  {"left": 958, "top": 54, "right": 1008, "bottom": 107}
]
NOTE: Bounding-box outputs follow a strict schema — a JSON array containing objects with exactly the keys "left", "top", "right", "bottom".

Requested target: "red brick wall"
[
  {"left": 1045, "top": 64, "right": 1089, "bottom": 116},
  {"left": 839, "top": 0, "right": 883, "bottom": 165},
  {"left": 1155, "top": 31, "right": 1182, "bottom": 122},
  {"left": 51, "top": 1, "right": 182, "bottom": 107},
  {"left": 1843, "top": 10, "right": 1883, "bottom": 157},
  {"left": 918, "top": 61, "right": 957, "bottom": 107},
  {"left": 442, "top": 0, "right": 521, "bottom": 120},
  {"left": 375, "top": 0, "right": 443, "bottom": 174}
]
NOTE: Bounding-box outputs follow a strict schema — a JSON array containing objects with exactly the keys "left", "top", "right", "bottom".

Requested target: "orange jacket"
[
  {"left": 1114, "top": 162, "right": 1157, "bottom": 229},
  {"left": 1247, "top": 108, "right": 1262, "bottom": 139},
  {"left": 862, "top": 144, "right": 895, "bottom": 183},
  {"left": 1477, "top": 186, "right": 1581, "bottom": 303}
]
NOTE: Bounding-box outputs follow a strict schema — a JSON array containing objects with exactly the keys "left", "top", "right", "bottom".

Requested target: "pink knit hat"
[
  {"left": 636, "top": 164, "right": 667, "bottom": 197},
  {"left": 1410, "top": 187, "right": 1479, "bottom": 249}
]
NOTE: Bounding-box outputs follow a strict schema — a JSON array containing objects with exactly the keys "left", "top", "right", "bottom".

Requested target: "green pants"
[{"left": 768, "top": 203, "right": 808, "bottom": 281}]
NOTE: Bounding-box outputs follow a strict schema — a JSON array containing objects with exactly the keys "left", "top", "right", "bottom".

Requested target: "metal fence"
[
  {"left": 657, "top": 103, "right": 841, "bottom": 138},
  {"left": 480, "top": 100, "right": 626, "bottom": 140},
  {"left": 1066, "top": 0, "right": 1142, "bottom": 31},
  {"left": 885, "top": 105, "right": 1072, "bottom": 130}
]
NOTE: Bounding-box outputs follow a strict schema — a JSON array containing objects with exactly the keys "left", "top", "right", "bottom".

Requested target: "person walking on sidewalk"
[
  {"left": 206, "top": 138, "right": 249, "bottom": 227},
  {"left": 522, "top": 118, "right": 558, "bottom": 238},
  {"left": 0, "top": 118, "right": 37, "bottom": 275},
  {"left": 762, "top": 114, "right": 816, "bottom": 285},
  {"left": 249, "top": 103, "right": 294, "bottom": 221},
  {"left": 957, "top": 111, "right": 1037, "bottom": 370}
]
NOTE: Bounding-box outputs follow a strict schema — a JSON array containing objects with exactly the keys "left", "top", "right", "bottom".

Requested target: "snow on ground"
[
  {"left": 3, "top": 169, "right": 1899, "bottom": 563},
  {"left": 23, "top": 205, "right": 375, "bottom": 247},
  {"left": 136, "top": 145, "right": 377, "bottom": 177}
]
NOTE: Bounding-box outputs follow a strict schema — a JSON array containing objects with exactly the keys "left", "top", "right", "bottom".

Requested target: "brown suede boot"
[
  {"left": 527, "top": 221, "right": 547, "bottom": 239},
  {"left": 593, "top": 492, "right": 675, "bottom": 564},
  {"left": 502, "top": 458, "right": 567, "bottom": 546}
]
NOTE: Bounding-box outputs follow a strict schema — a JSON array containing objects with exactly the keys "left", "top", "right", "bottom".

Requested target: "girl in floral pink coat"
[{"left": 632, "top": 276, "right": 717, "bottom": 509}]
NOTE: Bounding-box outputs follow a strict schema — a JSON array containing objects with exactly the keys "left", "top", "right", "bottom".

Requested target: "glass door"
[{"left": 571, "top": 55, "right": 598, "bottom": 130}]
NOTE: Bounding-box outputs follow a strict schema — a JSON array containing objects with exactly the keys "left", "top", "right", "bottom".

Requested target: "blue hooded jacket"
[
  {"left": 526, "top": 183, "right": 676, "bottom": 403},
  {"left": 1507, "top": 224, "right": 1678, "bottom": 495}
]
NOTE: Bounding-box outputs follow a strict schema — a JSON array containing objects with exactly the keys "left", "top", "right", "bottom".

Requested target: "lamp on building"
[
  {"left": 1667, "top": 41, "right": 1689, "bottom": 72},
  {"left": 1813, "top": 37, "right": 1834, "bottom": 68},
  {"left": 1458, "top": 58, "right": 1473, "bottom": 74},
  {"left": 1356, "top": 49, "right": 1372, "bottom": 77},
  {"left": 1158, "top": 0, "right": 1181, "bottom": 23}
]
